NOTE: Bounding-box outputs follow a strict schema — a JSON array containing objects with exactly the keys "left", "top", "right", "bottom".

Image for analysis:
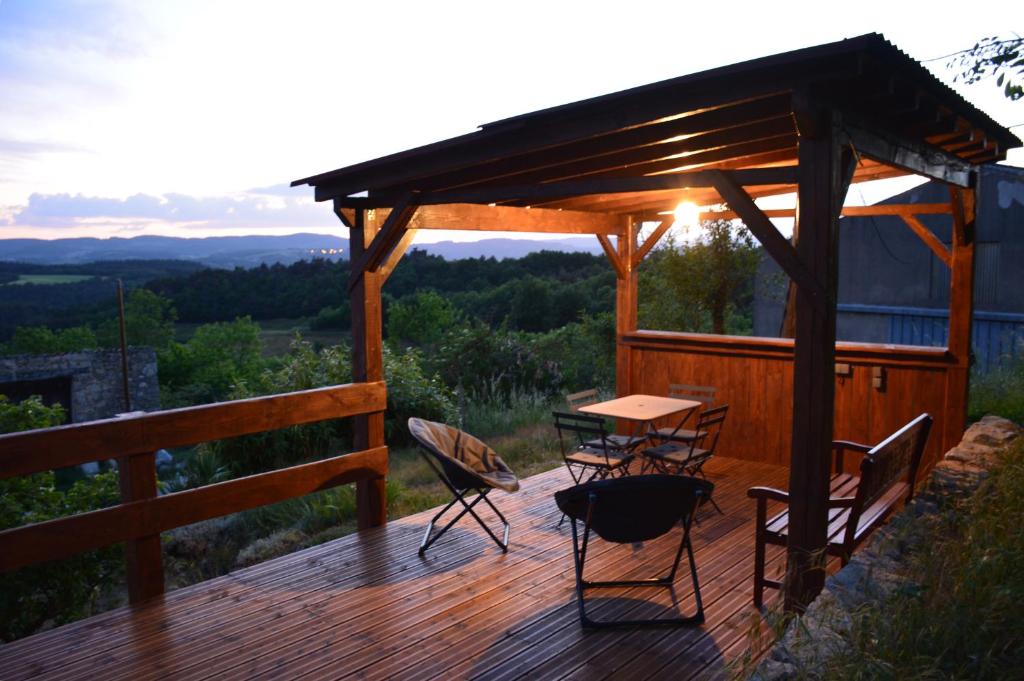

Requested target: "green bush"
[
  {"left": 0, "top": 396, "right": 123, "bottom": 642},
  {"left": 970, "top": 359, "right": 1024, "bottom": 424},
  {"left": 0, "top": 325, "right": 98, "bottom": 356},
  {"left": 430, "top": 321, "right": 563, "bottom": 405},
  {"left": 386, "top": 290, "right": 458, "bottom": 347},
  {"left": 310, "top": 304, "right": 351, "bottom": 331},
  {"left": 158, "top": 317, "right": 267, "bottom": 407},
  {"left": 206, "top": 338, "right": 455, "bottom": 477}
]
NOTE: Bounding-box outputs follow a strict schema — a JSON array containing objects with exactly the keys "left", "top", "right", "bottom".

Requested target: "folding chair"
[
  {"left": 408, "top": 418, "right": 520, "bottom": 555},
  {"left": 554, "top": 474, "right": 713, "bottom": 628},
  {"left": 553, "top": 410, "right": 635, "bottom": 486},
  {"left": 642, "top": 405, "right": 729, "bottom": 514},
  {"left": 650, "top": 384, "right": 717, "bottom": 445},
  {"left": 565, "top": 389, "right": 646, "bottom": 451}
]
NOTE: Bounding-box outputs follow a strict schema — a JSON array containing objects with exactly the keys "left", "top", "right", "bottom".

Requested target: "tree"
[
  {"left": 386, "top": 290, "right": 458, "bottom": 347},
  {"left": 96, "top": 288, "right": 177, "bottom": 350},
  {"left": 948, "top": 35, "right": 1024, "bottom": 101},
  {"left": 0, "top": 325, "right": 97, "bottom": 356},
  {"left": 640, "top": 221, "right": 761, "bottom": 335},
  {"left": 158, "top": 317, "right": 266, "bottom": 407}
]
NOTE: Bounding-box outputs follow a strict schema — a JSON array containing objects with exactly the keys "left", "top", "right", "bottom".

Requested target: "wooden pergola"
[{"left": 293, "top": 34, "right": 1020, "bottom": 610}]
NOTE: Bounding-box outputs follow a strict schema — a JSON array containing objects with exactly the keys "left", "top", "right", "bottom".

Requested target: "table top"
[{"left": 577, "top": 394, "right": 701, "bottom": 421}]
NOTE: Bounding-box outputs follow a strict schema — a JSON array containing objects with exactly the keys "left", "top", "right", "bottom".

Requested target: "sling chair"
[
  {"left": 554, "top": 474, "right": 713, "bottom": 629},
  {"left": 408, "top": 417, "right": 520, "bottom": 555}
]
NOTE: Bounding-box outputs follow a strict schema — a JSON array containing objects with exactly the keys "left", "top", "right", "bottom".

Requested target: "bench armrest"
[
  {"left": 832, "top": 439, "right": 872, "bottom": 473},
  {"left": 747, "top": 486, "right": 790, "bottom": 503}
]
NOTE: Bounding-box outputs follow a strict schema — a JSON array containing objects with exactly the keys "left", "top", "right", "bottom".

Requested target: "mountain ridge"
[{"left": 0, "top": 234, "right": 603, "bottom": 267}]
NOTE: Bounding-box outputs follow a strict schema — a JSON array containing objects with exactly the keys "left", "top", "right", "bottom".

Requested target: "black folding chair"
[
  {"left": 649, "top": 384, "right": 717, "bottom": 445},
  {"left": 642, "top": 405, "right": 729, "bottom": 514},
  {"left": 408, "top": 417, "right": 520, "bottom": 555},
  {"left": 553, "top": 410, "right": 635, "bottom": 485},
  {"left": 554, "top": 474, "right": 713, "bottom": 628},
  {"left": 565, "top": 389, "right": 647, "bottom": 451}
]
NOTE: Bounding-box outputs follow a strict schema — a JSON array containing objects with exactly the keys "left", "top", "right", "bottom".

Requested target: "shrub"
[
  {"left": 0, "top": 325, "right": 98, "bottom": 356},
  {"left": 430, "top": 322, "right": 563, "bottom": 405},
  {"left": 158, "top": 317, "right": 267, "bottom": 407},
  {"left": 0, "top": 396, "right": 123, "bottom": 641},
  {"left": 970, "top": 358, "right": 1024, "bottom": 424}
]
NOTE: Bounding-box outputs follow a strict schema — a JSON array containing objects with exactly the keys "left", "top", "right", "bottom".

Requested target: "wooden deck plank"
[{"left": 0, "top": 457, "right": 825, "bottom": 681}]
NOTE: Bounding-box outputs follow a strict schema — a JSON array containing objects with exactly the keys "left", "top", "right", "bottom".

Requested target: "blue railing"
[{"left": 837, "top": 304, "right": 1024, "bottom": 373}]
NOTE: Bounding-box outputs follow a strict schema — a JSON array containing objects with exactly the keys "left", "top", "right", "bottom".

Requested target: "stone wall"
[
  {"left": 752, "top": 415, "right": 1021, "bottom": 680},
  {"left": 0, "top": 348, "right": 160, "bottom": 422}
]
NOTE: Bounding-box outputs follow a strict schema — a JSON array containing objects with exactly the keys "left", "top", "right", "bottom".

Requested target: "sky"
[{"left": 0, "top": 0, "right": 1021, "bottom": 244}]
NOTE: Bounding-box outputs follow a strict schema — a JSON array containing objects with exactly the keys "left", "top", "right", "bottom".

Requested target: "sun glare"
[{"left": 672, "top": 201, "right": 700, "bottom": 231}]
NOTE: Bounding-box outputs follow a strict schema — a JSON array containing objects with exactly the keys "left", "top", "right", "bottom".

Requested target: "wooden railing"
[
  {"left": 619, "top": 331, "right": 959, "bottom": 478},
  {"left": 0, "top": 381, "right": 388, "bottom": 602}
]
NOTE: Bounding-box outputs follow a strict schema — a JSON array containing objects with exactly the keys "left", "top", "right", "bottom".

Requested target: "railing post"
[
  {"left": 118, "top": 450, "right": 164, "bottom": 602},
  {"left": 349, "top": 208, "right": 388, "bottom": 529}
]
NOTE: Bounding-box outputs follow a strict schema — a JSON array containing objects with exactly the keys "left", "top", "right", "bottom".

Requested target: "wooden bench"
[{"left": 748, "top": 413, "right": 933, "bottom": 607}]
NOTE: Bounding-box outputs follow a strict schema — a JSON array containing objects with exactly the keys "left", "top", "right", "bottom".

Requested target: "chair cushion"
[
  {"left": 652, "top": 427, "right": 707, "bottom": 442},
  {"left": 584, "top": 433, "right": 646, "bottom": 449},
  {"left": 642, "top": 443, "right": 709, "bottom": 466},
  {"left": 565, "top": 447, "right": 632, "bottom": 468},
  {"left": 408, "top": 418, "right": 520, "bottom": 492},
  {"left": 554, "top": 475, "right": 713, "bottom": 543}
]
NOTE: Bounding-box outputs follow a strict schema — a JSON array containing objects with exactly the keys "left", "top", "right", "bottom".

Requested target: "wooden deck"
[{"left": 0, "top": 457, "right": 790, "bottom": 680}]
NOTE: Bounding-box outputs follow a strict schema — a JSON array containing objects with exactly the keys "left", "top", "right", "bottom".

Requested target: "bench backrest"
[{"left": 843, "top": 413, "right": 932, "bottom": 548}]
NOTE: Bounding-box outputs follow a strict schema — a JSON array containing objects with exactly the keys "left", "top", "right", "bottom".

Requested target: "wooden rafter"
[
  {"left": 410, "top": 203, "right": 622, "bottom": 234},
  {"left": 699, "top": 203, "right": 954, "bottom": 221},
  {"left": 844, "top": 121, "right": 974, "bottom": 188}
]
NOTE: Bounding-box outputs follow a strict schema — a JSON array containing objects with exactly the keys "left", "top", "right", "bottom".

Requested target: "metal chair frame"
[
  {"left": 642, "top": 405, "right": 729, "bottom": 514},
  {"left": 565, "top": 389, "right": 647, "bottom": 451},
  {"left": 553, "top": 410, "right": 634, "bottom": 485},
  {"left": 565, "top": 485, "right": 706, "bottom": 628},
  {"left": 414, "top": 442, "right": 511, "bottom": 555},
  {"left": 650, "top": 384, "right": 717, "bottom": 444}
]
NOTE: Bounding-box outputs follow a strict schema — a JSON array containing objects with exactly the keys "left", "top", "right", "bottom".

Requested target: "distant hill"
[{"left": 0, "top": 234, "right": 603, "bottom": 267}]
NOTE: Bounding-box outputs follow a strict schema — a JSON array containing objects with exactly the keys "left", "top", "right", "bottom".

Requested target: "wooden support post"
[
  {"left": 118, "top": 451, "right": 163, "bottom": 603},
  {"left": 943, "top": 186, "right": 976, "bottom": 453},
  {"left": 615, "top": 218, "right": 638, "bottom": 401},
  {"left": 349, "top": 209, "right": 388, "bottom": 529},
  {"left": 785, "top": 109, "right": 843, "bottom": 612}
]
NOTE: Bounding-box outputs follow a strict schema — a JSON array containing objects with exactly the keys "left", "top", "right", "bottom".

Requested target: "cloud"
[
  {"left": 7, "top": 187, "right": 336, "bottom": 233},
  {"left": 0, "top": 137, "right": 86, "bottom": 158}
]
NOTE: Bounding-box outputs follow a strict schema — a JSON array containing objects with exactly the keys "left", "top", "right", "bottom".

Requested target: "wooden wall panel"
[{"left": 624, "top": 332, "right": 954, "bottom": 479}]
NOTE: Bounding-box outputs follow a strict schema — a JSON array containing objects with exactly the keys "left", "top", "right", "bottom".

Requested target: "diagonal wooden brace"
[
  {"left": 709, "top": 170, "right": 825, "bottom": 307},
  {"left": 347, "top": 193, "right": 418, "bottom": 291}
]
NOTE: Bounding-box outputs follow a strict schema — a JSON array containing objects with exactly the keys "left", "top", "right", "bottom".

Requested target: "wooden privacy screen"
[
  {"left": 0, "top": 381, "right": 388, "bottom": 602},
  {"left": 622, "top": 332, "right": 955, "bottom": 478}
]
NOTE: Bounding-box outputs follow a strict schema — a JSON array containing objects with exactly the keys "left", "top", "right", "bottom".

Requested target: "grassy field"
[
  {"left": 175, "top": 318, "right": 346, "bottom": 356},
  {"left": 7, "top": 274, "right": 96, "bottom": 285}
]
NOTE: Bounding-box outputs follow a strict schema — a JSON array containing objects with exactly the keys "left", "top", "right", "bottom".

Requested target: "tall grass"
[
  {"left": 970, "top": 359, "right": 1024, "bottom": 425},
  {"left": 804, "top": 439, "right": 1024, "bottom": 679}
]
